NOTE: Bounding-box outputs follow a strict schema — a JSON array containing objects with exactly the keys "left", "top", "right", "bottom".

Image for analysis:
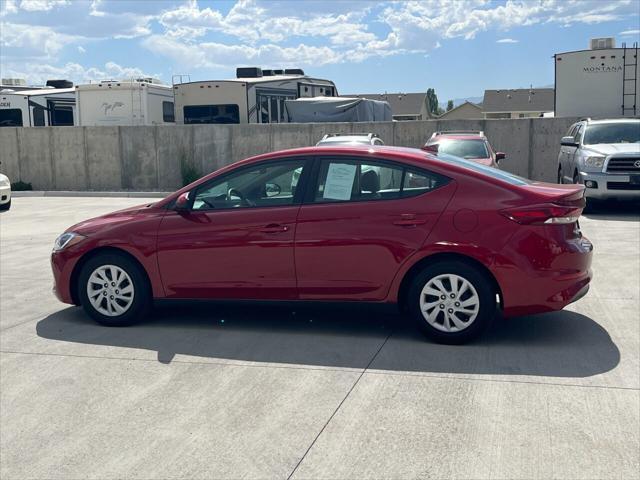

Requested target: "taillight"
[{"left": 501, "top": 204, "right": 582, "bottom": 225}]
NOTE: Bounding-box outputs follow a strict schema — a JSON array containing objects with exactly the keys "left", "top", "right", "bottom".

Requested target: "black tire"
[
  {"left": 407, "top": 261, "right": 496, "bottom": 344},
  {"left": 0, "top": 200, "right": 11, "bottom": 211},
  {"left": 78, "top": 253, "right": 151, "bottom": 326}
]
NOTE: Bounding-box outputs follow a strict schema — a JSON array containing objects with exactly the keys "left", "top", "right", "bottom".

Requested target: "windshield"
[
  {"left": 583, "top": 122, "right": 640, "bottom": 145},
  {"left": 436, "top": 139, "right": 489, "bottom": 159}
]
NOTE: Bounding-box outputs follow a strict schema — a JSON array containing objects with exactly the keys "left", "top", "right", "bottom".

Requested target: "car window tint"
[
  {"left": 402, "top": 169, "right": 446, "bottom": 197},
  {"left": 193, "top": 160, "right": 306, "bottom": 210},
  {"left": 315, "top": 159, "right": 403, "bottom": 203}
]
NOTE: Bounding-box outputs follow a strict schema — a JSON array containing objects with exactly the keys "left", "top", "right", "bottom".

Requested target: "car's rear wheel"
[
  {"left": 78, "top": 253, "right": 150, "bottom": 326},
  {"left": 407, "top": 261, "right": 496, "bottom": 344}
]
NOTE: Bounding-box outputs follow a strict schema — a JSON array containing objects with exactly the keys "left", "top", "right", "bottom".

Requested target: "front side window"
[
  {"left": 314, "top": 158, "right": 446, "bottom": 203},
  {"left": 162, "top": 101, "right": 175, "bottom": 122},
  {"left": 435, "top": 139, "right": 489, "bottom": 159},
  {"left": 184, "top": 104, "right": 240, "bottom": 124},
  {"left": 192, "top": 159, "right": 306, "bottom": 211},
  {"left": 583, "top": 122, "right": 640, "bottom": 145}
]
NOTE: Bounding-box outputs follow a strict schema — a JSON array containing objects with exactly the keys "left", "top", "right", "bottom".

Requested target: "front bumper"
[
  {"left": 0, "top": 185, "right": 11, "bottom": 205},
  {"left": 579, "top": 171, "right": 640, "bottom": 200}
]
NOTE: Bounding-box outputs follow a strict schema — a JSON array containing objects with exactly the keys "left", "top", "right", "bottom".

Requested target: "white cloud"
[
  {"left": 497, "top": 38, "right": 519, "bottom": 44},
  {"left": 142, "top": 34, "right": 341, "bottom": 69},
  {"left": 0, "top": 60, "right": 159, "bottom": 85},
  {"left": 620, "top": 29, "right": 640, "bottom": 36},
  {"left": 0, "top": 0, "right": 18, "bottom": 16},
  {"left": 19, "top": 0, "right": 68, "bottom": 11},
  {"left": 77, "top": 45, "right": 86, "bottom": 53},
  {"left": 158, "top": 0, "right": 375, "bottom": 46},
  {"left": 0, "top": 21, "right": 82, "bottom": 58}
]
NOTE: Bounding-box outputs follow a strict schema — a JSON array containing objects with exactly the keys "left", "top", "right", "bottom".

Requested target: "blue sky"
[{"left": 1, "top": 0, "right": 639, "bottom": 105}]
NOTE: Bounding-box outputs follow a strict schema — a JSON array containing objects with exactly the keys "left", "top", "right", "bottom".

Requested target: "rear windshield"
[
  {"left": 583, "top": 122, "right": 640, "bottom": 145},
  {"left": 437, "top": 153, "right": 531, "bottom": 186},
  {"left": 435, "top": 139, "right": 489, "bottom": 159}
]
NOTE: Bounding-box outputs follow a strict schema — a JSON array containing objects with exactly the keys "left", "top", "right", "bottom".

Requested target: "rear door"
[{"left": 294, "top": 156, "right": 455, "bottom": 301}]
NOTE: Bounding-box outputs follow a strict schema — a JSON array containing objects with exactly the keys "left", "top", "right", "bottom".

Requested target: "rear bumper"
[
  {"left": 494, "top": 230, "right": 593, "bottom": 318},
  {"left": 579, "top": 171, "right": 640, "bottom": 199}
]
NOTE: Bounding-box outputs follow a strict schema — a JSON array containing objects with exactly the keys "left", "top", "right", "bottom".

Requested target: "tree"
[
  {"left": 446, "top": 100, "right": 454, "bottom": 111},
  {"left": 426, "top": 88, "right": 440, "bottom": 116}
]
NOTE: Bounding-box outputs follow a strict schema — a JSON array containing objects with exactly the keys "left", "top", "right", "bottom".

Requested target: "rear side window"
[{"left": 313, "top": 158, "right": 447, "bottom": 203}]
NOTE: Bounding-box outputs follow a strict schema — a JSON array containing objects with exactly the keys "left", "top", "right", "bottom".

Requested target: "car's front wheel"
[
  {"left": 407, "top": 261, "right": 496, "bottom": 344},
  {"left": 78, "top": 253, "right": 151, "bottom": 326}
]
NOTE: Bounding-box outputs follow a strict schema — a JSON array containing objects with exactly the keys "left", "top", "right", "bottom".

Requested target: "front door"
[
  {"left": 156, "top": 158, "right": 309, "bottom": 300},
  {"left": 294, "top": 157, "right": 455, "bottom": 301}
]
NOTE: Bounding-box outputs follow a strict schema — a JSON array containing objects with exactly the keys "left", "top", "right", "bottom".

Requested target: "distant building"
[
  {"left": 343, "top": 92, "right": 431, "bottom": 120},
  {"left": 482, "top": 88, "right": 554, "bottom": 119},
  {"left": 555, "top": 38, "right": 639, "bottom": 118},
  {"left": 438, "top": 101, "right": 484, "bottom": 120}
]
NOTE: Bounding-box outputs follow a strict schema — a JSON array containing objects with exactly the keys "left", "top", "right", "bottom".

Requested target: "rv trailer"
[
  {"left": 555, "top": 38, "right": 639, "bottom": 117},
  {"left": 0, "top": 87, "right": 75, "bottom": 127},
  {"left": 75, "top": 79, "right": 175, "bottom": 126},
  {"left": 173, "top": 67, "right": 338, "bottom": 124}
]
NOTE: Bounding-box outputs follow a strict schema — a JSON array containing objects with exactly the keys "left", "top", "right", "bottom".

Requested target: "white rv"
[
  {"left": 555, "top": 38, "right": 639, "bottom": 118},
  {"left": 173, "top": 68, "right": 338, "bottom": 124},
  {"left": 75, "top": 79, "right": 175, "bottom": 126},
  {"left": 0, "top": 88, "right": 75, "bottom": 127}
]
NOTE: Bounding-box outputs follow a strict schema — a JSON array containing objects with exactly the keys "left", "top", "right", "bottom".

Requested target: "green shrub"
[
  {"left": 180, "top": 154, "right": 201, "bottom": 187},
  {"left": 11, "top": 181, "right": 33, "bottom": 191}
]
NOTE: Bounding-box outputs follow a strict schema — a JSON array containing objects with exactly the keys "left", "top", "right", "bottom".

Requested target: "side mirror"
[
  {"left": 265, "top": 183, "right": 281, "bottom": 197},
  {"left": 495, "top": 152, "right": 506, "bottom": 163},
  {"left": 174, "top": 191, "right": 191, "bottom": 211},
  {"left": 561, "top": 136, "right": 578, "bottom": 147},
  {"left": 421, "top": 143, "right": 439, "bottom": 154}
]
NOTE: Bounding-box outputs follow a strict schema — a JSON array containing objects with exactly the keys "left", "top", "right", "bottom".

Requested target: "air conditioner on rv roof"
[{"left": 590, "top": 37, "right": 615, "bottom": 50}]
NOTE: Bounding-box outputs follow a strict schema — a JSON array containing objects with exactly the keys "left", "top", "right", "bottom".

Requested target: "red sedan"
[
  {"left": 423, "top": 131, "right": 505, "bottom": 168},
  {"left": 51, "top": 146, "right": 593, "bottom": 343}
]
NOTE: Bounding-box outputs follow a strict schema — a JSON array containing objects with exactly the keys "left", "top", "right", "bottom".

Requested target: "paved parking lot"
[{"left": 1, "top": 197, "right": 638, "bottom": 480}]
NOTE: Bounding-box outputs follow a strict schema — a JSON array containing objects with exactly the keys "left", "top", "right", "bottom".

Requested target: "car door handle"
[
  {"left": 259, "top": 223, "right": 289, "bottom": 233},
  {"left": 393, "top": 214, "right": 426, "bottom": 227}
]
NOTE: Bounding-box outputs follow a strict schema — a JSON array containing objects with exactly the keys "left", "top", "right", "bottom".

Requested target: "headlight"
[
  {"left": 53, "top": 232, "right": 86, "bottom": 252},
  {"left": 583, "top": 156, "right": 605, "bottom": 168},
  {"left": 0, "top": 177, "right": 9, "bottom": 188}
]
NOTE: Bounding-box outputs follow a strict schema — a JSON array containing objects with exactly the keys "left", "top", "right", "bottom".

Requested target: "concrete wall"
[{"left": 0, "top": 117, "right": 578, "bottom": 191}]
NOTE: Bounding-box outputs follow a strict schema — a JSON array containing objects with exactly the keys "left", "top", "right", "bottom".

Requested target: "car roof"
[
  {"left": 317, "top": 136, "right": 376, "bottom": 144},
  {"left": 432, "top": 134, "right": 486, "bottom": 141},
  {"left": 583, "top": 118, "right": 640, "bottom": 125}
]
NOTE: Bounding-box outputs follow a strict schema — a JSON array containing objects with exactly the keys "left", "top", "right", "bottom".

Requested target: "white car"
[
  {"left": 0, "top": 173, "right": 11, "bottom": 211},
  {"left": 558, "top": 118, "right": 640, "bottom": 202},
  {"left": 316, "top": 133, "right": 384, "bottom": 146}
]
